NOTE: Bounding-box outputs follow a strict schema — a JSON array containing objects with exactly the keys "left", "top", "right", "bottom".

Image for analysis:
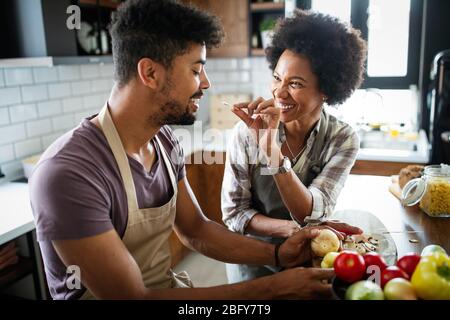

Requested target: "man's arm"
[
  {"left": 53, "top": 227, "right": 333, "bottom": 299},
  {"left": 174, "top": 177, "right": 275, "bottom": 266}
]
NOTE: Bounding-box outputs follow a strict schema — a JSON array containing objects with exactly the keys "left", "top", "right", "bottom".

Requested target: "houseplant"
[{"left": 259, "top": 18, "right": 277, "bottom": 49}]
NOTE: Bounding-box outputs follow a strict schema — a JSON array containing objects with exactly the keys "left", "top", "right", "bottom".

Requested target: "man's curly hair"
[
  {"left": 266, "top": 9, "right": 367, "bottom": 105},
  {"left": 110, "top": 0, "right": 224, "bottom": 87}
]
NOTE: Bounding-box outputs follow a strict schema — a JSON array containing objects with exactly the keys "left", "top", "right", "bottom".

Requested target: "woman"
[{"left": 221, "top": 9, "right": 367, "bottom": 283}]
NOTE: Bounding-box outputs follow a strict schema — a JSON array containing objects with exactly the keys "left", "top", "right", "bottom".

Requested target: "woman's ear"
[{"left": 136, "top": 58, "right": 164, "bottom": 90}]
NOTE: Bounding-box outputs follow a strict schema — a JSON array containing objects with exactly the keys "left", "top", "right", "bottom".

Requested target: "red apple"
[
  {"left": 396, "top": 253, "right": 421, "bottom": 277},
  {"left": 381, "top": 266, "right": 409, "bottom": 288},
  {"left": 363, "top": 252, "right": 388, "bottom": 273}
]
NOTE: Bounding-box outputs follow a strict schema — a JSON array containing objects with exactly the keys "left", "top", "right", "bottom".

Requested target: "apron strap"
[
  {"left": 154, "top": 135, "right": 178, "bottom": 195},
  {"left": 98, "top": 103, "right": 139, "bottom": 213},
  {"left": 98, "top": 103, "right": 179, "bottom": 212}
]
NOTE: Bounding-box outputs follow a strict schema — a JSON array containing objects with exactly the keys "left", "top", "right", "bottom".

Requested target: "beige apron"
[{"left": 80, "top": 104, "right": 192, "bottom": 300}]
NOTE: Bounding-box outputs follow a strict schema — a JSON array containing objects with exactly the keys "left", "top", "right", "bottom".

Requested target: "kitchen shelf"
[
  {"left": 251, "top": 48, "right": 266, "bottom": 56},
  {"left": 0, "top": 257, "right": 33, "bottom": 290},
  {"left": 0, "top": 56, "right": 113, "bottom": 68},
  {"left": 79, "top": 0, "right": 122, "bottom": 9},
  {"left": 251, "top": 2, "right": 285, "bottom": 12}
]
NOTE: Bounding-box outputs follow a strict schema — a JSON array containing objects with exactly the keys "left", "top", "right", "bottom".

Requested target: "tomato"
[
  {"left": 381, "top": 266, "right": 409, "bottom": 288},
  {"left": 334, "top": 251, "right": 366, "bottom": 283},
  {"left": 363, "top": 252, "right": 388, "bottom": 274},
  {"left": 396, "top": 253, "right": 421, "bottom": 277}
]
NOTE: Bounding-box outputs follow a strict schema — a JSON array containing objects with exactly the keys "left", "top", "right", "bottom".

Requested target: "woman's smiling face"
[{"left": 271, "top": 49, "right": 326, "bottom": 123}]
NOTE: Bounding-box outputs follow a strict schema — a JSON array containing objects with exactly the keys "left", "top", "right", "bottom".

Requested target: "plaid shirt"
[{"left": 221, "top": 112, "right": 360, "bottom": 234}]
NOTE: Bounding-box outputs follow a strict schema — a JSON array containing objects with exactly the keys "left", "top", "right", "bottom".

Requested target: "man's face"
[{"left": 154, "top": 43, "right": 210, "bottom": 126}]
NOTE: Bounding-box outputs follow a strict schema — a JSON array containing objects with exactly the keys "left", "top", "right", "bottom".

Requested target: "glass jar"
[{"left": 401, "top": 164, "right": 450, "bottom": 217}]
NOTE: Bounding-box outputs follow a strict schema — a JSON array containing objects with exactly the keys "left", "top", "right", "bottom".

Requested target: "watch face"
[{"left": 284, "top": 157, "right": 292, "bottom": 170}]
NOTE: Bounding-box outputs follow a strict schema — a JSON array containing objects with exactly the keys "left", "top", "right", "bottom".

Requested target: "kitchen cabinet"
[
  {"left": 249, "top": 1, "right": 285, "bottom": 56},
  {"left": 181, "top": 0, "right": 249, "bottom": 57},
  {"left": 350, "top": 160, "right": 424, "bottom": 176},
  {"left": 0, "top": 0, "right": 120, "bottom": 63},
  {"left": 170, "top": 151, "right": 226, "bottom": 267}
]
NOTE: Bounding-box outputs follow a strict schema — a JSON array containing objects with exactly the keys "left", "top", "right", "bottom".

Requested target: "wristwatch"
[{"left": 265, "top": 156, "right": 292, "bottom": 175}]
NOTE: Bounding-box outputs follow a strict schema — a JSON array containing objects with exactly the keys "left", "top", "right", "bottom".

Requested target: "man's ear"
[{"left": 136, "top": 58, "right": 164, "bottom": 90}]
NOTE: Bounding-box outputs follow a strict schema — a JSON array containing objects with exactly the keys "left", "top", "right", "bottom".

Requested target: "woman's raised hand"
[{"left": 231, "top": 98, "right": 281, "bottom": 160}]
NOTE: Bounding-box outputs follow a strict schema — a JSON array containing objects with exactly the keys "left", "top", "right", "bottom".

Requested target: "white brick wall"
[
  {"left": 0, "top": 107, "right": 9, "bottom": 125},
  {"left": 0, "top": 63, "right": 114, "bottom": 180},
  {"left": 0, "top": 70, "right": 5, "bottom": 87},
  {"left": 0, "top": 58, "right": 272, "bottom": 180},
  {"left": 0, "top": 87, "right": 22, "bottom": 107},
  {"left": 21, "top": 85, "right": 49, "bottom": 103},
  {"left": 26, "top": 118, "right": 53, "bottom": 137},
  {"left": 4, "top": 68, "right": 33, "bottom": 86},
  {"left": 9, "top": 104, "right": 38, "bottom": 123},
  {"left": 33, "top": 67, "right": 58, "bottom": 83}
]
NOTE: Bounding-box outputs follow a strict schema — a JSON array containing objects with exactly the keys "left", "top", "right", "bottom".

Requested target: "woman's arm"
[
  {"left": 221, "top": 121, "right": 297, "bottom": 238},
  {"left": 271, "top": 128, "right": 360, "bottom": 225}
]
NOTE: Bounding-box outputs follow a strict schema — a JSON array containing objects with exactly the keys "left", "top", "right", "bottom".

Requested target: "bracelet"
[{"left": 274, "top": 242, "right": 282, "bottom": 268}]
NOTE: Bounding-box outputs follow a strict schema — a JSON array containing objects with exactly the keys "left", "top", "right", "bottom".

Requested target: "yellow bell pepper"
[{"left": 411, "top": 252, "right": 450, "bottom": 300}]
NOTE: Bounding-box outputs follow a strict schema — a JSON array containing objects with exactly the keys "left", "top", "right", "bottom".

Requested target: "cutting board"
[{"left": 389, "top": 175, "right": 402, "bottom": 200}]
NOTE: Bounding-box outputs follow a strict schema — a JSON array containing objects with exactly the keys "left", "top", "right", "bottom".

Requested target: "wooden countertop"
[{"left": 334, "top": 175, "right": 450, "bottom": 256}]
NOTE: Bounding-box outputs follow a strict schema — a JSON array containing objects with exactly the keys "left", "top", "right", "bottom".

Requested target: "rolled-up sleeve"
[
  {"left": 307, "top": 128, "right": 360, "bottom": 221},
  {"left": 221, "top": 123, "right": 259, "bottom": 234}
]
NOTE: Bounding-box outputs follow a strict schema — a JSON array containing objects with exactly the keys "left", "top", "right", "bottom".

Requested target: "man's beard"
[
  {"left": 158, "top": 99, "right": 196, "bottom": 125},
  {"left": 152, "top": 76, "right": 197, "bottom": 126}
]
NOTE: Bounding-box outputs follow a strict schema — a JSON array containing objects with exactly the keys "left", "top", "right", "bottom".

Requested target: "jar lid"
[{"left": 401, "top": 178, "right": 426, "bottom": 206}]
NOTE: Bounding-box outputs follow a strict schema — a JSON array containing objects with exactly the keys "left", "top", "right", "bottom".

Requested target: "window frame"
[{"left": 296, "top": 0, "right": 423, "bottom": 89}]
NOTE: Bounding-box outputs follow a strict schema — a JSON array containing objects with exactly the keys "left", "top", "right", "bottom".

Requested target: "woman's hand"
[
  {"left": 231, "top": 98, "right": 281, "bottom": 163},
  {"left": 278, "top": 226, "right": 346, "bottom": 268}
]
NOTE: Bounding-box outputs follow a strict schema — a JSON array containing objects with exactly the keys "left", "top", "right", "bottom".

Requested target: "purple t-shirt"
[{"left": 29, "top": 116, "right": 186, "bottom": 300}]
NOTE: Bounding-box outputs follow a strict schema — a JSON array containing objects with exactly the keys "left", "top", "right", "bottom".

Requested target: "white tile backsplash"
[
  {"left": 14, "top": 138, "right": 42, "bottom": 158},
  {"left": 0, "top": 58, "right": 269, "bottom": 180},
  {"left": 0, "top": 107, "right": 9, "bottom": 125},
  {"left": 21, "top": 84, "right": 49, "bottom": 103},
  {"left": 99, "top": 64, "right": 114, "bottom": 78},
  {"left": 48, "top": 82, "right": 72, "bottom": 99},
  {"left": 9, "top": 104, "right": 38, "bottom": 123},
  {"left": 26, "top": 118, "right": 53, "bottom": 137},
  {"left": 33, "top": 67, "right": 59, "bottom": 83},
  {"left": 57, "top": 65, "right": 81, "bottom": 81},
  {"left": 62, "top": 97, "right": 84, "bottom": 113},
  {"left": 0, "top": 144, "right": 14, "bottom": 163},
  {"left": 0, "top": 87, "right": 22, "bottom": 107},
  {"left": 91, "top": 79, "right": 113, "bottom": 92},
  {"left": 83, "top": 93, "right": 107, "bottom": 109},
  {"left": 0, "top": 123, "right": 26, "bottom": 144},
  {"left": 0, "top": 63, "right": 114, "bottom": 179},
  {"left": 37, "top": 100, "right": 62, "bottom": 118},
  {"left": 80, "top": 65, "right": 100, "bottom": 79},
  {"left": 0, "top": 70, "right": 5, "bottom": 87},
  {"left": 4, "top": 68, "right": 33, "bottom": 86},
  {"left": 212, "top": 58, "right": 238, "bottom": 70},
  {"left": 52, "top": 114, "right": 75, "bottom": 131},
  {"left": 71, "top": 80, "right": 92, "bottom": 95}
]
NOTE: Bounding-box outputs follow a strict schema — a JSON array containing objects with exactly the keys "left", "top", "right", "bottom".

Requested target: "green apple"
[
  {"left": 384, "top": 278, "right": 417, "bottom": 300},
  {"left": 321, "top": 251, "right": 340, "bottom": 268},
  {"left": 421, "top": 244, "right": 446, "bottom": 257},
  {"left": 345, "top": 280, "right": 384, "bottom": 300}
]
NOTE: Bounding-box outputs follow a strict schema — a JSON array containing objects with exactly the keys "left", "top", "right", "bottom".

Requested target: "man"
[{"left": 30, "top": 0, "right": 359, "bottom": 300}]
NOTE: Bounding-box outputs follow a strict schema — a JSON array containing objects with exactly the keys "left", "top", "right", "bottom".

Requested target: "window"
[
  {"left": 310, "top": 0, "right": 351, "bottom": 23},
  {"left": 308, "top": 0, "right": 422, "bottom": 89}
]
